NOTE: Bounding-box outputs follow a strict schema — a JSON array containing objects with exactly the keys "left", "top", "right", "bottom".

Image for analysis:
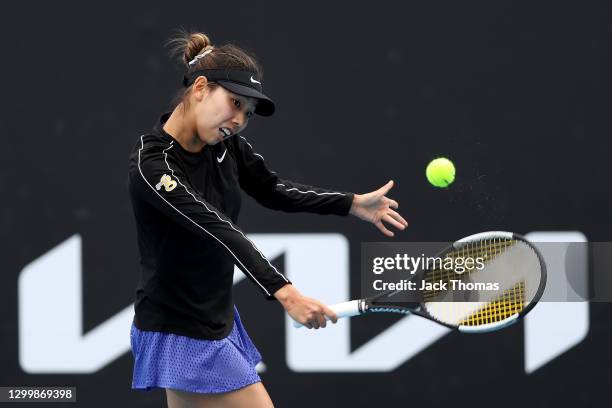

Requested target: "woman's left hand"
[{"left": 349, "top": 180, "right": 408, "bottom": 237}]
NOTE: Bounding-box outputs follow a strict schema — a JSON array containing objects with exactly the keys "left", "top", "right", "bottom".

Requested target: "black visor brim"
[{"left": 217, "top": 80, "right": 275, "bottom": 117}]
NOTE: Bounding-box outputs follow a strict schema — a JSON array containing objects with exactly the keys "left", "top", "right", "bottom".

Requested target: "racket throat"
[{"left": 364, "top": 300, "right": 420, "bottom": 315}]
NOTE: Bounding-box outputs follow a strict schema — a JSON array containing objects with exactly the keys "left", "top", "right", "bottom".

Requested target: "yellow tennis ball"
[{"left": 426, "top": 157, "right": 455, "bottom": 188}]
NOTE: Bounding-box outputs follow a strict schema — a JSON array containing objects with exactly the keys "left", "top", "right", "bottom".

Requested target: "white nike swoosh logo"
[
  {"left": 250, "top": 76, "right": 261, "bottom": 85},
  {"left": 217, "top": 149, "right": 227, "bottom": 163}
]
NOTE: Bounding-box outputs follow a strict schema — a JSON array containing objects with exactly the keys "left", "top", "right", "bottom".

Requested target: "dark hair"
[{"left": 166, "top": 29, "right": 263, "bottom": 111}]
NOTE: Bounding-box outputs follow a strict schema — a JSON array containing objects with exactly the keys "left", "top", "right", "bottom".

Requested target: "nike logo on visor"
[{"left": 250, "top": 76, "right": 261, "bottom": 85}]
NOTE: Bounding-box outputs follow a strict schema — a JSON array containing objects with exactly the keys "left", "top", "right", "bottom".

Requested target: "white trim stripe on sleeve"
[
  {"left": 276, "top": 183, "right": 346, "bottom": 197},
  {"left": 240, "top": 135, "right": 346, "bottom": 197}
]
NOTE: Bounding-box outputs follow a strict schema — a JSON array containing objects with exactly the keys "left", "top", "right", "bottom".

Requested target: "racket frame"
[{"left": 358, "top": 231, "right": 547, "bottom": 332}]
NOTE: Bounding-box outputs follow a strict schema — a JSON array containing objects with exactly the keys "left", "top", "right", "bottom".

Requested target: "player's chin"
[{"left": 204, "top": 134, "right": 222, "bottom": 146}]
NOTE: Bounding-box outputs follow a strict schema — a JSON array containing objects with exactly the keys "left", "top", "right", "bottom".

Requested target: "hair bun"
[
  {"left": 184, "top": 33, "right": 213, "bottom": 65},
  {"left": 166, "top": 30, "right": 214, "bottom": 67}
]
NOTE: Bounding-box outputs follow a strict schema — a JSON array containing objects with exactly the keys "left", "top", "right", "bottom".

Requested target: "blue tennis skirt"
[{"left": 130, "top": 306, "right": 262, "bottom": 394}]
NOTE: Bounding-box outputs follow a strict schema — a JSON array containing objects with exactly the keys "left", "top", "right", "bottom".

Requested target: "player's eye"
[
  {"left": 233, "top": 99, "right": 241, "bottom": 108},
  {"left": 246, "top": 111, "right": 254, "bottom": 118}
]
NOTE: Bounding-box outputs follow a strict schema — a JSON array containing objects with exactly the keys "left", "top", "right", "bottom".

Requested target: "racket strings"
[
  {"left": 424, "top": 238, "right": 515, "bottom": 280},
  {"left": 421, "top": 238, "right": 534, "bottom": 327},
  {"left": 422, "top": 238, "right": 516, "bottom": 303},
  {"left": 436, "top": 238, "right": 515, "bottom": 273},
  {"left": 459, "top": 281, "right": 525, "bottom": 327}
]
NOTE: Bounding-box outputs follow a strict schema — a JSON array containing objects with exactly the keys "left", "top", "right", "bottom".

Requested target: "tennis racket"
[{"left": 294, "top": 231, "right": 546, "bottom": 333}]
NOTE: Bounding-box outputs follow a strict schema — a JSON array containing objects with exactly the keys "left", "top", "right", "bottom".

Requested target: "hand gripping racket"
[{"left": 294, "top": 231, "right": 546, "bottom": 333}]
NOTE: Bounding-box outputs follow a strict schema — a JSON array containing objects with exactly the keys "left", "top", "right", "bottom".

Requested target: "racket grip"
[{"left": 292, "top": 300, "right": 362, "bottom": 328}]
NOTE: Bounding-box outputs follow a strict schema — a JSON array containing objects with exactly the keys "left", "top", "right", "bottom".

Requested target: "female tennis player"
[{"left": 127, "top": 30, "right": 408, "bottom": 408}]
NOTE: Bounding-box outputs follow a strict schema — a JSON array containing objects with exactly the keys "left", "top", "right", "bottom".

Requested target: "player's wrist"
[
  {"left": 349, "top": 194, "right": 362, "bottom": 216},
  {"left": 273, "top": 283, "right": 300, "bottom": 307}
]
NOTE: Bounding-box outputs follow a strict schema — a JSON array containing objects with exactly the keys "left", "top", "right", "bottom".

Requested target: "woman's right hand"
[{"left": 273, "top": 284, "right": 338, "bottom": 329}]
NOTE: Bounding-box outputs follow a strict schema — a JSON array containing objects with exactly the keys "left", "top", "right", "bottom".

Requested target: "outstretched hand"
[{"left": 349, "top": 180, "right": 408, "bottom": 237}]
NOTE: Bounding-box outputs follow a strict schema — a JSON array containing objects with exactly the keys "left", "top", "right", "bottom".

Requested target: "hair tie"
[{"left": 188, "top": 49, "right": 213, "bottom": 67}]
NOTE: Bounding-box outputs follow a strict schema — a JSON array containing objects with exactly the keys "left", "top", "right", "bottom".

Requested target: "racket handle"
[{"left": 292, "top": 300, "right": 362, "bottom": 328}]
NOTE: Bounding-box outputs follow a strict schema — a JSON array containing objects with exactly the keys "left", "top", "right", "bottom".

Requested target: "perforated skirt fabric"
[{"left": 130, "top": 306, "right": 262, "bottom": 394}]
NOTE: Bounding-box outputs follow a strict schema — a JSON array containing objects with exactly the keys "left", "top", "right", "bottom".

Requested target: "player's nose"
[{"left": 232, "top": 111, "right": 248, "bottom": 130}]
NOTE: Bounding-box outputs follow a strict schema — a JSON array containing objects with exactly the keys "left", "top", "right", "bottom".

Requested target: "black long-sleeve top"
[{"left": 128, "top": 113, "right": 354, "bottom": 339}]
